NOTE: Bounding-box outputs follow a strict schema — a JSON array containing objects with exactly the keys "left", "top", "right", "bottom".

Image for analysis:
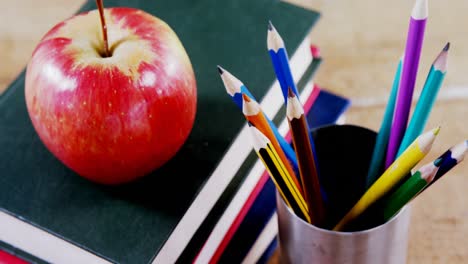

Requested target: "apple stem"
[{"left": 96, "top": 0, "right": 110, "bottom": 57}]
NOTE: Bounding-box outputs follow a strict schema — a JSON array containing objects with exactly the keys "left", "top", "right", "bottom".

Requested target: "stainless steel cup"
[
  {"left": 277, "top": 194, "right": 411, "bottom": 264},
  {"left": 276, "top": 124, "right": 411, "bottom": 264}
]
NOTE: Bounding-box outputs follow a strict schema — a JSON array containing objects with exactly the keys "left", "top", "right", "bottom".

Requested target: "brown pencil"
[
  {"left": 242, "top": 93, "right": 303, "bottom": 195},
  {"left": 286, "top": 88, "right": 325, "bottom": 226}
]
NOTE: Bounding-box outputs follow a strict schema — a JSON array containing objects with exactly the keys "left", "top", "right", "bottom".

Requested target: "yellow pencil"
[
  {"left": 333, "top": 127, "right": 440, "bottom": 231},
  {"left": 249, "top": 125, "right": 311, "bottom": 223}
]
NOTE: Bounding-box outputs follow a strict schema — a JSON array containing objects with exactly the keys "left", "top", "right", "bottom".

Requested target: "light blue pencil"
[
  {"left": 397, "top": 43, "right": 449, "bottom": 157},
  {"left": 365, "top": 56, "right": 403, "bottom": 189},
  {"left": 217, "top": 66, "right": 299, "bottom": 173}
]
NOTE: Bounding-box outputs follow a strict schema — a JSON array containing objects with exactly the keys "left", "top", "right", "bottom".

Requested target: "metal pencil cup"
[{"left": 276, "top": 124, "right": 412, "bottom": 264}]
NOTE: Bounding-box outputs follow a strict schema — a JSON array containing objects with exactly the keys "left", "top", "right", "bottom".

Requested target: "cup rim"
[
  {"left": 277, "top": 191, "right": 410, "bottom": 236},
  {"left": 278, "top": 124, "right": 410, "bottom": 235}
]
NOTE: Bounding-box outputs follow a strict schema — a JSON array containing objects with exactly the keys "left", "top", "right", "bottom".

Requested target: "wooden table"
[{"left": 1, "top": 1, "right": 467, "bottom": 263}]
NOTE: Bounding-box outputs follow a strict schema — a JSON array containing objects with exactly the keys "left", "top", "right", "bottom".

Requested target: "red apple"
[{"left": 25, "top": 7, "right": 197, "bottom": 184}]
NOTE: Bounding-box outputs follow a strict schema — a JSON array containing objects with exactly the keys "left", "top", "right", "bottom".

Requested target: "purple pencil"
[{"left": 385, "top": 0, "right": 428, "bottom": 168}]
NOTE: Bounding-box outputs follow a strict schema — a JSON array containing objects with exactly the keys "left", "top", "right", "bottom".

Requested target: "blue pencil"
[
  {"left": 267, "top": 22, "right": 320, "bottom": 183},
  {"left": 423, "top": 140, "right": 467, "bottom": 191},
  {"left": 217, "top": 66, "right": 299, "bottom": 173},
  {"left": 267, "top": 21, "right": 300, "bottom": 102},
  {"left": 397, "top": 43, "right": 449, "bottom": 157},
  {"left": 365, "top": 56, "right": 403, "bottom": 189}
]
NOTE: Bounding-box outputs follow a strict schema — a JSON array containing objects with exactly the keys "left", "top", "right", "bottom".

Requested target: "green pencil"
[
  {"left": 397, "top": 43, "right": 449, "bottom": 157},
  {"left": 383, "top": 158, "right": 441, "bottom": 221},
  {"left": 365, "top": 56, "right": 403, "bottom": 189}
]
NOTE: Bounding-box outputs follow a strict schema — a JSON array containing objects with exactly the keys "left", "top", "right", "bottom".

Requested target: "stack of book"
[{"left": 0, "top": 0, "right": 349, "bottom": 263}]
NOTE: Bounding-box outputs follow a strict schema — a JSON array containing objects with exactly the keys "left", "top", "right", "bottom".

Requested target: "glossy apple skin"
[{"left": 25, "top": 8, "right": 197, "bottom": 184}]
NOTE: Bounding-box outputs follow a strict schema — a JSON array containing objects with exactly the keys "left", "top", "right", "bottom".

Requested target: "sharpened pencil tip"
[
  {"left": 433, "top": 126, "right": 441, "bottom": 136},
  {"left": 242, "top": 93, "right": 251, "bottom": 103},
  {"left": 434, "top": 157, "right": 443, "bottom": 167},
  {"left": 217, "top": 65, "right": 223, "bottom": 75},
  {"left": 287, "top": 87, "right": 295, "bottom": 98},
  {"left": 268, "top": 20, "right": 273, "bottom": 31},
  {"left": 443, "top": 42, "right": 450, "bottom": 51}
]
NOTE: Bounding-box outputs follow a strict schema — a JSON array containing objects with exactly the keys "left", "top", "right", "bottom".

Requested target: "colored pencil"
[
  {"left": 333, "top": 127, "right": 439, "bottom": 231},
  {"left": 267, "top": 22, "right": 321, "bottom": 187},
  {"left": 397, "top": 43, "right": 449, "bottom": 157},
  {"left": 267, "top": 21, "right": 300, "bottom": 102},
  {"left": 242, "top": 94, "right": 303, "bottom": 194},
  {"left": 383, "top": 159, "right": 439, "bottom": 221},
  {"left": 249, "top": 126, "right": 310, "bottom": 223},
  {"left": 217, "top": 66, "right": 299, "bottom": 173},
  {"left": 286, "top": 88, "right": 325, "bottom": 226},
  {"left": 365, "top": 56, "right": 403, "bottom": 189},
  {"left": 386, "top": 0, "right": 428, "bottom": 167},
  {"left": 423, "top": 140, "right": 468, "bottom": 190}
]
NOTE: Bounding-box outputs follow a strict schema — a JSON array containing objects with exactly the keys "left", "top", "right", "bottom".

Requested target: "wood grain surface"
[{"left": 0, "top": 0, "right": 467, "bottom": 263}]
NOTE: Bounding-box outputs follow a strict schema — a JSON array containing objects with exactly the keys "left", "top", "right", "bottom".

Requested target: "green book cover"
[{"left": 0, "top": 0, "right": 320, "bottom": 263}]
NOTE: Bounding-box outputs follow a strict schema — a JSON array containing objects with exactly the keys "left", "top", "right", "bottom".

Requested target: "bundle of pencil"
[
  {"left": 334, "top": 127, "right": 440, "bottom": 231},
  {"left": 383, "top": 140, "right": 467, "bottom": 221},
  {"left": 242, "top": 93, "right": 303, "bottom": 194},
  {"left": 218, "top": 66, "right": 299, "bottom": 173},
  {"left": 217, "top": 0, "right": 464, "bottom": 233}
]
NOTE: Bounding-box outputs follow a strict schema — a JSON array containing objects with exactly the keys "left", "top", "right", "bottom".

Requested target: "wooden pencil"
[
  {"left": 242, "top": 93, "right": 303, "bottom": 194},
  {"left": 383, "top": 159, "right": 439, "bottom": 221},
  {"left": 386, "top": 0, "right": 429, "bottom": 167},
  {"left": 267, "top": 22, "right": 321, "bottom": 191},
  {"left": 267, "top": 21, "right": 301, "bottom": 102},
  {"left": 423, "top": 140, "right": 467, "bottom": 190},
  {"left": 217, "top": 65, "right": 256, "bottom": 108},
  {"left": 217, "top": 66, "right": 299, "bottom": 173},
  {"left": 249, "top": 125, "right": 310, "bottom": 223},
  {"left": 397, "top": 43, "right": 449, "bottom": 157},
  {"left": 366, "top": 56, "right": 403, "bottom": 189},
  {"left": 333, "top": 127, "right": 440, "bottom": 231},
  {"left": 286, "top": 88, "right": 325, "bottom": 226}
]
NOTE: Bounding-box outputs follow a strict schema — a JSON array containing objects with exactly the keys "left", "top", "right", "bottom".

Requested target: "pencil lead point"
[
  {"left": 217, "top": 65, "right": 223, "bottom": 75},
  {"left": 287, "top": 87, "right": 295, "bottom": 98},
  {"left": 268, "top": 20, "right": 273, "bottom": 31},
  {"left": 443, "top": 42, "right": 450, "bottom": 51},
  {"left": 433, "top": 126, "right": 441, "bottom": 136},
  {"left": 434, "top": 157, "right": 443, "bottom": 167},
  {"left": 242, "top": 93, "right": 251, "bottom": 103}
]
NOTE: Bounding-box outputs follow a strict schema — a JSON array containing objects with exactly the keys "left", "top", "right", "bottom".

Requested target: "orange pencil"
[
  {"left": 286, "top": 88, "right": 325, "bottom": 226},
  {"left": 242, "top": 94, "right": 303, "bottom": 195}
]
